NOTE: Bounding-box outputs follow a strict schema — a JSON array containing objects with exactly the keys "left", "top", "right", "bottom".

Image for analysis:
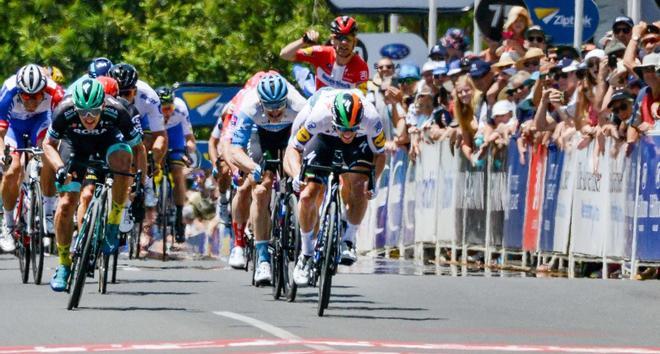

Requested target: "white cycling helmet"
[{"left": 16, "top": 64, "right": 47, "bottom": 94}]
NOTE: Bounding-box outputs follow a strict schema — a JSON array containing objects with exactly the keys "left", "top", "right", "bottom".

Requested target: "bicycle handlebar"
[{"left": 299, "top": 160, "right": 375, "bottom": 192}]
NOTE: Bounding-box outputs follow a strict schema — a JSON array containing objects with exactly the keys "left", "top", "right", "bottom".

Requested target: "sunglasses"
[
  {"left": 642, "top": 37, "right": 658, "bottom": 46},
  {"left": 19, "top": 91, "right": 44, "bottom": 102},
  {"left": 524, "top": 60, "right": 540, "bottom": 68},
  {"left": 161, "top": 104, "right": 175, "bottom": 113},
  {"left": 378, "top": 64, "right": 394, "bottom": 70},
  {"left": 76, "top": 107, "right": 103, "bottom": 119},
  {"left": 613, "top": 27, "right": 631, "bottom": 34},
  {"left": 508, "top": 85, "right": 525, "bottom": 94},
  {"left": 611, "top": 102, "right": 628, "bottom": 114},
  {"left": 334, "top": 34, "right": 355, "bottom": 42},
  {"left": 527, "top": 36, "right": 545, "bottom": 43},
  {"left": 335, "top": 125, "right": 359, "bottom": 133},
  {"left": 554, "top": 72, "right": 569, "bottom": 80}
]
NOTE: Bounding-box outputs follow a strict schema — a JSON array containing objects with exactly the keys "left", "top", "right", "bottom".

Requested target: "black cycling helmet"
[
  {"left": 155, "top": 86, "right": 174, "bottom": 104},
  {"left": 108, "top": 63, "right": 138, "bottom": 91}
]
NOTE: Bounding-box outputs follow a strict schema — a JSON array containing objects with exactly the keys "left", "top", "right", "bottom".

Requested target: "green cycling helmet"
[{"left": 73, "top": 78, "right": 105, "bottom": 109}]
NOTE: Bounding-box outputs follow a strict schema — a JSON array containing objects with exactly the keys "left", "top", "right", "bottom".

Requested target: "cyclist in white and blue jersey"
[
  {"left": 227, "top": 72, "right": 306, "bottom": 285},
  {"left": 156, "top": 86, "right": 196, "bottom": 243}
]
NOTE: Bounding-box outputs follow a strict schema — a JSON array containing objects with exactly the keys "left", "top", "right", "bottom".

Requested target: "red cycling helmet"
[
  {"left": 97, "top": 76, "right": 119, "bottom": 97},
  {"left": 330, "top": 16, "right": 358, "bottom": 36}
]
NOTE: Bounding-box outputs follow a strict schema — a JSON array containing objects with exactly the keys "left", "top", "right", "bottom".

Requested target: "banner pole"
[
  {"left": 473, "top": 0, "right": 482, "bottom": 53},
  {"left": 428, "top": 0, "right": 437, "bottom": 48},
  {"left": 629, "top": 143, "right": 642, "bottom": 279},
  {"left": 573, "top": 0, "right": 584, "bottom": 51}
]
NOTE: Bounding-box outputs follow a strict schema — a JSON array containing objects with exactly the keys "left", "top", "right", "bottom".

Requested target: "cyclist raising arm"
[
  {"left": 45, "top": 79, "right": 141, "bottom": 292},
  {"left": 287, "top": 90, "right": 386, "bottom": 285},
  {"left": 280, "top": 16, "right": 369, "bottom": 92},
  {"left": 228, "top": 73, "right": 306, "bottom": 284}
]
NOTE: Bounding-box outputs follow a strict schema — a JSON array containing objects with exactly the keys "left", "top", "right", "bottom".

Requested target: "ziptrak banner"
[
  {"left": 174, "top": 83, "right": 241, "bottom": 127},
  {"left": 503, "top": 138, "right": 528, "bottom": 249},
  {"left": 524, "top": 0, "right": 600, "bottom": 45}
]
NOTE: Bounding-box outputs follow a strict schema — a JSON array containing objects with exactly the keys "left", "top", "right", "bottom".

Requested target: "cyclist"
[
  {"left": 208, "top": 103, "right": 233, "bottom": 224},
  {"left": 45, "top": 78, "right": 141, "bottom": 291},
  {"left": 108, "top": 63, "right": 166, "bottom": 212},
  {"left": 0, "top": 64, "right": 64, "bottom": 252},
  {"left": 287, "top": 90, "right": 386, "bottom": 285},
  {"left": 155, "top": 86, "right": 196, "bottom": 242},
  {"left": 280, "top": 16, "right": 369, "bottom": 92},
  {"left": 65, "top": 57, "right": 113, "bottom": 94},
  {"left": 227, "top": 73, "right": 306, "bottom": 284}
]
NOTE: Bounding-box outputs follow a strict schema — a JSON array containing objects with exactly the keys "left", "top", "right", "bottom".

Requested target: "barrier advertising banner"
[
  {"left": 386, "top": 148, "right": 408, "bottom": 247},
  {"left": 553, "top": 138, "right": 578, "bottom": 253},
  {"left": 523, "top": 144, "right": 546, "bottom": 251},
  {"left": 373, "top": 162, "right": 391, "bottom": 250},
  {"left": 402, "top": 162, "right": 416, "bottom": 247},
  {"left": 635, "top": 133, "right": 660, "bottom": 261},
  {"left": 539, "top": 143, "right": 563, "bottom": 252},
  {"left": 436, "top": 141, "right": 459, "bottom": 243},
  {"left": 605, "top": 140, "right": 629, "bottom": 258},
  {"left": 503, "top": 139, "right": 529, "bottom": 249},
  {"left": 173, "top": 83, "right": 241, "bottom": 127},
  {"left": 414, "top": 142, "right": 440, "bottom": 243},
  {"left": 571, "top": 143, "right": 610, "bottom": 256}
]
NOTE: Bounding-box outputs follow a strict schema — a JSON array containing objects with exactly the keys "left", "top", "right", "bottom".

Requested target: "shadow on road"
[
  {"left": 81, "top": 306, "right": 192, "bottom": 312},
  {"left": 120, "top": 279, "right": 214, "bottom": 284},
  {"left": 109, "top": 290, "right": 197, "bottom": 296},
  {"left": 325, "top": 313, "right": 445, "bottom": 321}
]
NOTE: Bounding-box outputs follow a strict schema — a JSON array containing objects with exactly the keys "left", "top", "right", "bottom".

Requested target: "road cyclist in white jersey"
[
  {"left": 155, "top": 86, "right": 196, "bottom": 242},
  {"left": 285, "top": 89, "right": 386, "bottom": 286},
  {"left": 227, "top": 72, "right": 306, "bottom": 285}
]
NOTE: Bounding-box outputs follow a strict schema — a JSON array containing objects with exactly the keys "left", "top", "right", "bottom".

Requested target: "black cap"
[
  {"left": 429, "top": 44, "right": 447, "bottom": 58},
  {"left": 525, "top": 25, "right": 544, "bottom": 38},
  {"left": 613, "top": 16, "right": 634, "bottom": 29},
  {"left": 607, "top": 89, "right": 633, "bottom": 108}
]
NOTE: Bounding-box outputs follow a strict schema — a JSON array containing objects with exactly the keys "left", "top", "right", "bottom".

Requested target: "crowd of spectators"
[{"left": 366, "top": 7, "right": 660, "bottom": 172}]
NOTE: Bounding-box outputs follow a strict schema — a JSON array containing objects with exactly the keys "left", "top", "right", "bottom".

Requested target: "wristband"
[{"left": 302, "top": 32, "right": 315, "bottom": 44}]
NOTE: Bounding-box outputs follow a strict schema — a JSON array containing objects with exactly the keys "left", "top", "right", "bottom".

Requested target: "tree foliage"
[{"left": 0, "top": 0, "right": 469, "bottom": 87}]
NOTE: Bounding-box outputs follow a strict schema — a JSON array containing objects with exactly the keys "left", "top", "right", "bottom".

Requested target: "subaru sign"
[
  {"left": 524, "top": 0, "right": 600, "bottom": 45},
  {"left": 358, "top": 33, "right": 428, "bottom": 71},
  {"left": 380, "top": 43, "right": 410, "bottom": 60}
]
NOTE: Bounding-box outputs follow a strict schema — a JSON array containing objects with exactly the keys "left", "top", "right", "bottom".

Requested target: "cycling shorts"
[
  {"left": 167, "top": 124, "right": 186, "bottom": 164},
  {"left": 248, "top": 126, "right": 291, "bottom": 168},
  {"left": 301, "top": 134, "right": 373, "bottom": 179},
  {"left": 4, "top": 114, "right": 50, "bottom": 149}
]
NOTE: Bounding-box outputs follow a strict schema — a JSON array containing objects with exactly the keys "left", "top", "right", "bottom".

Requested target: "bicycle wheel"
[
  {"left": 317, "top": 201, "right": 337, "bottom": 317},
  {"left": 17, "top": 230, "right": 30, "bottom": 284},
  {"left": 29, "top": 183, "right": 45, "bottom": 285},
  {"left": 68, "top": 204, "right": 98, "bottom": 310},
  {"left": 98, "top": 253, "right": 109, "bottom": 294},
  {"left": 271, "top": 199, "right": 282, "bottom": 299},
  {"left": 284, "top": 194, "right": 300, "bottom": 302},
  {"left": 111, "top": 248, "right": 118, "bottom": 284},
  {"left": 159, "top": 176, "right": 169, "bottom": 261}
]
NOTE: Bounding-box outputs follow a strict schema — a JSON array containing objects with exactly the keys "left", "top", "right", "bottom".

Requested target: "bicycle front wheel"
[
  {"left": 317, "top": 201, "right": 338, "bottom": 317},
  {"left": 29, "top": 183, "right": 45, "bottom": 285},
  {"left": 68, "top": 204, "right": 98, "bottom": 310},
  {"left": 159, "top": 177, "right": 169, "bottom": 261},
  {"left": 17, "top": 231, "right": 30, "bottom": 284},
  {"left": 284, "top": 194, "right": 300, "bottom": 302}
]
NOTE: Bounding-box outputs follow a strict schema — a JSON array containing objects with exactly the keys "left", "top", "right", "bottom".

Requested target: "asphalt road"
[{"left": 1, "top": 252, "right": 659, "bottom": 354}]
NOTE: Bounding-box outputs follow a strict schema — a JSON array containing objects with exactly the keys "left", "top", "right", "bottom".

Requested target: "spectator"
[
  {"left": 625, "top": 22, "right": 660, "bottom": 73},
  {"left": 489, "top": 53, "right": 517, "bottom": 105},
  {"left": 440, "top": 28, "right": 468, "bottom": 62},
  {"left": 408, "top": 84, "right": 439, "bottom": 160},
  {"left": 429, "top": 43, "right": 448, "bottom": 62},
  {"left": 501, "top": 6, "right": 532, "bottom": 59},
  {"left": 447, "top": 59, "right": 463, "bottom": 84},
  {"left": 602, "top": 89, "right": 633, "bottom": 153},
  {"left": 628, "top": 53, "right": 660, "bottom": 140},
  {"left": 524, "top": 25, "right": 547, "bottom": 51},
  {"left": 420, "top": 60, "right": 441, "bottom": 95},
  {"left": 515, "top": 48, "right": 544, "bottom": 74},
  {"left": 612, "top": 16, "right": 634, "bottom": 46},
  {"left": 452, "top": 75, "right": 482, "bottom": 165},
  {"left": 398, "top": 63, "right": 421, "bottom": 112}
]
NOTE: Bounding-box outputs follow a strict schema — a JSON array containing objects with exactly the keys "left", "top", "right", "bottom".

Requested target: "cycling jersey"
[
  {"left": 165, "top": 97, "right": 192, "bottom": 162},
  {"left": 290, "top": 90, "right": 385, "bottom": 155},
  {"left": 164, "top": 97, "right": 192, "bottom": 134},
  {"left": 289, "top": 87, "right": 335, "bottom": 146},
  {"left": 0, "top": 75, "right": 64, "bottom": 148},
  {"left": 48, "top": 95, "right": 142, "bottom": 147},
  {"left": 0, "top": 75, "right": 64, "bottom": 122},
  {"left": 135, "top": 80, "right": 165, "bottom": 133},
  {"left": 295, "top": 46, "right": 369, "bottom": 91},
  {"left": 230, "top": 86, "right": 306, "bottom": 148}
]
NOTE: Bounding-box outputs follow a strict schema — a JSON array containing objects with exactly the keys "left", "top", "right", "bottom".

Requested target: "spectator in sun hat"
[
  {"left": 629, "top": 53, "right": 660, "bottom": 134},
  {"left": 624, "top": 21, "right": 660, "bottom": 72},
  {"left": 612, "top": 16, "right": 634, "bottom": 46},
  {"left": 605, "top": 39, "right": 627, "bottom": 61},
  {"left": 524, "top": 25, "right": 547, "bottom": 51},
  {"left": 602, "top": 89, "right": 634, "bottom": 141},
  {"left": 516, "top": 47, "right": 545, "bottom": 73},
  {"left": 469, "top": 59, "right": 494, "bottom": 95},
  {"left": 488, "top": 52, "right": 518, "bottom": 105},
  {"left": 501, "top": 6, "right": 532, "bottom": 59}
]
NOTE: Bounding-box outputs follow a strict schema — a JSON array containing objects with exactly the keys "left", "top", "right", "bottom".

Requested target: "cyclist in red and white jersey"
[{"left": 280, "top": 16, "right": 369, "bottom": 93}]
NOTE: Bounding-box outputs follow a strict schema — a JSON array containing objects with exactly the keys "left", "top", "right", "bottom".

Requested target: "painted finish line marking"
[{"left": 1, "top": 339, "right": 660, "bottom": 353}]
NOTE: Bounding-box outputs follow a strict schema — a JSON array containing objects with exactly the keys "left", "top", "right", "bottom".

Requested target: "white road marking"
[{"left": 212, "top": 311, "right": 333, "bottom": 351}]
